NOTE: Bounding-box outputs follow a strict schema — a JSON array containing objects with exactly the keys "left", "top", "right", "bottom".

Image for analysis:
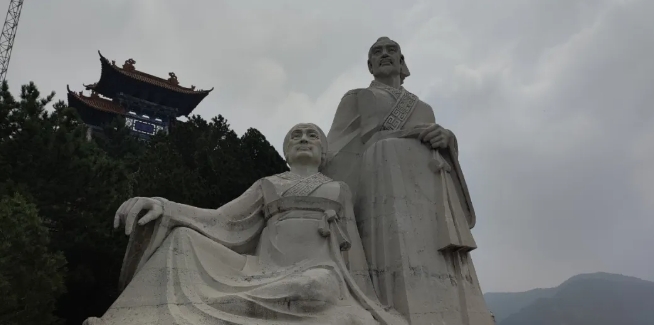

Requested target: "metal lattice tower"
[{"left": 0, "top": 0, "right": 24, "bottom": 84}]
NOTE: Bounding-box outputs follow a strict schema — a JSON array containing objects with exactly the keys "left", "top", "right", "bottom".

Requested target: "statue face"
[
  {"left": 368, "top": 38, "right": 403, "bottom": 78},
  {"left": 285, "top": 124, "right": 323, "bottom": 167}
]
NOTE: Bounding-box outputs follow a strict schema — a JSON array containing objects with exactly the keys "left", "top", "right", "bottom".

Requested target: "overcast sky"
[{"left": 8, "top": 0, "right": 653, "bottom": 293}]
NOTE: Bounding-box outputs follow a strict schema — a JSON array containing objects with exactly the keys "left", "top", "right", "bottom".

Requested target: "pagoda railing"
[
  {"left": 124, "top": 113, "right": 168, "bottom": 137},
  {"left": 114, "top": 92, "right": 179, "bottom": 139}
]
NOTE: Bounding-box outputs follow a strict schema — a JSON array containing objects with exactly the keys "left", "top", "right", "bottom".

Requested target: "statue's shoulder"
[
  {"left": 331, "top": 180, "right": 352, "bottom": 197},
  {"left": 266, "top": 172, "right": 333, "bottom": 183},
  {"left": 261, "top": 175, "right": 276, "bottom": 182},
  {"left": 339, "top": 88, "right": 377, "bottom": 109},
  {"left": 265, "top": 172, "right": 291, "bottom": 183},
  {"left": 341, "top": 88, "right": 364, "bottom": 99},
  {"left": 257, "top": 174, "right": 289, "bottom": 189},
  {"left": 315, "top": 179, "right": 351, "bottom": 204},
  {"left": 320, "top": 179, "right": 341, "bottom": 191},
  {"left": 340, "top": 179, "right": 352, "bottom": 190}
]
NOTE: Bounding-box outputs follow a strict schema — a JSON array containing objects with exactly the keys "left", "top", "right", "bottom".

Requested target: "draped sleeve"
[
  {"left": 438, "top": 130, "right": 477, "bottom": 228},
  {"left": 336, "top": 181, "right": 378, "bottom": 300},
  {"left": 391, "top": 126, "right": 476, "bottom": 229},
  {"left": 334, "top": 181, "right": 408, "bottom": 325},
  {"left": 118, "top": 180, "right": 265, "bottom": 291},
  {"left": 324, "top": 89, "right": 364, "bottom": 196}
]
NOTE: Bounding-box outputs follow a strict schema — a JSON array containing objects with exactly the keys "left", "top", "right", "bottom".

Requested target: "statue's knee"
[
  {"left": 82, "top": 317, "right": 104, "bottom": 325},
  {"left": 165, "top": 227, "right": 203, "bottom": 250},
  {"left": 169, "top": 226, "right": 197, "bottom": 238},
  {"left": 297, "top": 268, "right": 340, "bottom": 303}
]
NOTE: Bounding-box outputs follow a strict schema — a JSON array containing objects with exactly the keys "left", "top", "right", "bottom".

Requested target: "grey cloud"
[
  {"left": 7, "top": 0, "right": 652, "bottom": 294},
  {"left": 422, "top": 0, "right": 654, "bottom": 291}
]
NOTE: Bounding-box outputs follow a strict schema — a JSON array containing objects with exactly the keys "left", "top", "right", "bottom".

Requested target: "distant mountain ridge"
[{"left": 484, "top": 272, "right": 654, "bottom": 325}]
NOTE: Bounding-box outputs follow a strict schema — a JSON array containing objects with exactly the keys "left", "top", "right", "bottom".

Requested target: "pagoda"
[{"left": 67, "top": 51, "right": 213, "bottom": 140}]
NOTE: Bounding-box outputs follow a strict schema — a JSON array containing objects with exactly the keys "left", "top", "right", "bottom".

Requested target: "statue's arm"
[
  {"left": 446, "top": 128, "right": 459, "bottom": 157},
  {"left": 326, "top": 90, "right": 362, "bottom": 154},
  {"left": 118, "top": 180, "right": 265, "bottom": 290},
  {"left": 336, "top": 181, "right": 379, "bottom": 300},
  {"left": 436, "top": 129, "right": 476, "bottom": 229},
  {"left": 333, "top": 181, "right": 408, "bottom": 325},
  {"left": 416, "top": 103, "right": 473, "bottom": 227},
  {"left": 158, "top": 179, "right": 265, "bottom": 250},
  {"left": 411, "top": 102, "right": 458, "bottom": 154},
  {"left": 323, "top": 90, "right": 365, "bottom": 190}
]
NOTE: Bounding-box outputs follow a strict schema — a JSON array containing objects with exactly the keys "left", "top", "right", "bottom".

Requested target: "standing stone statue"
[
  {"left": 83, "top": 123, "right": 407, "bottom": 324},
  {"left": 323, "top": 37, "right": 494, "bottom": 324}
]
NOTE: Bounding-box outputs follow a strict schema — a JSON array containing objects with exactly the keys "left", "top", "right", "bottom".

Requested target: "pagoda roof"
[
  {"left": 85, "top": 51, "right": 213, "bottom": 116},
  {"left": 67, "top": 85, "right": 126, "bottom": 115}
]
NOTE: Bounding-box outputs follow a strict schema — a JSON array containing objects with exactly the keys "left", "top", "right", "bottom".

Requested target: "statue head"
[
  {"left": 367, "top": 37, "right": 411, "bottom": 84},
  {"left": 283, "top": 123, "right": 328, "bottom": 170}
]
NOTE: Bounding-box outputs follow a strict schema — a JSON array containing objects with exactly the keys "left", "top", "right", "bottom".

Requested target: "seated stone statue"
[{"left": 83, "top": 123, "right": 405, "bottom": 325}]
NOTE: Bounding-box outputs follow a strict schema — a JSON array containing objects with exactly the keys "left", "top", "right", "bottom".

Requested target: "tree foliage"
[
  {"left": 0, "top": 193, "right": 66, "bottom": 325},
  {"left": 135, "top": 115, "right": 288, "bottom": 208},
  {"left": 0, "top": 81, "right": 287, "bottom": 324}
]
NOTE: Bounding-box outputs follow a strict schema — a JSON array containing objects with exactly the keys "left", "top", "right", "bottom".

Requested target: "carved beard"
[
  {"left": 371, "top": 59, "right": 401, "bottom": 78},
  {"left": 374, "top": 67, "right": 399, "bottom": 78}
]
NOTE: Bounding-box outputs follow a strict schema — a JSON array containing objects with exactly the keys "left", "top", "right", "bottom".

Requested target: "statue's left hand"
[
  {"left": 416, "top": 123, "right": 452, "bottom": 149},
  {"left": 113, "top": 197, "right": 164, "bottom": 235}
]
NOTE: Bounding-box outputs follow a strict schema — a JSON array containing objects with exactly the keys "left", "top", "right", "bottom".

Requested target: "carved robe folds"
[
  {"left": 324, "top": 81, "right": 494, "bottom": 325},
  {"left": 94, "top": 173, "right": 405, "bottom": 325}
]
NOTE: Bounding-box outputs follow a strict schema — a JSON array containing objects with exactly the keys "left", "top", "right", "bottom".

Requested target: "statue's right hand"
[{"left": 113, "top": 197, "right": 164, "bottom": 235}]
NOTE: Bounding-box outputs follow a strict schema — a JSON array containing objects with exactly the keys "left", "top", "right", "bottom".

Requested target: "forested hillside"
[
  {"left": 0, "top": 81, "right": 288, "bottom": 325},
  {"left": 485, "top": 272, "right": 654, "bottom": 325}
]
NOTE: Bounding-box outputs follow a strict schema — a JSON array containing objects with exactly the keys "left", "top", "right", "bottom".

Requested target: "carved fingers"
[
  {"left": 113, "top": 200, "right": 130, "bottom": 229},
  {"left": 113, "top": 197, "right": 164, "bottom": 235},
  {"left": 429, "top": 133, "right": 448, "bottom": 149},
  {"left": 418, "top": 123, "right": 441, "bottom": 143},
  {"left": 417, "top": 123, "right": 450, "bottom": 149},
  {"left": 138, "top": 203, "right": 164, "bottom": 226}
]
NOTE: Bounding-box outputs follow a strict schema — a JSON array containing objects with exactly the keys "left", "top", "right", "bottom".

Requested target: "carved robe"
[
  {"left": 323, "top": 81, "right": 493, "bottom": 325},
  {"left": 87, "top": 172, "right": 406, "bottom": 325}
]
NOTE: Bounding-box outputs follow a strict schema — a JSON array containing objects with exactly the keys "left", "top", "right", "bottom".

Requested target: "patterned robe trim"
[
  {"left": 370, "top": 80, "right": 419, "bottom": 131},
  {"left": 275, "top": 172, "right": 333, "bottom": 197}
]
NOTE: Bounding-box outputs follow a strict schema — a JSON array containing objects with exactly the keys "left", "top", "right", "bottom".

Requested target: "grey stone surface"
[
  {"left": 322, "top": 37, "right": 494, "bottom": 324},
  {"left": 83, "top": 123, "right": 406, "bottom": 325}
]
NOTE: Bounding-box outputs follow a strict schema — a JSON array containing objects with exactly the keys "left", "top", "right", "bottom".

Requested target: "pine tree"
[
  {"left": 0, "top": 80, "right": 288, "bottom": 324},
  {"left": 240, "top": 127, "right": 289, "bottom": 179},
  {"left": 134, "top": 115, "right": 288, "bottom": 209},
  {"left": 0, "top": 81, "right": 131, "bottom": 324},
  {"left": 0, "top": 193, "right": 66, "bottom": 325}
]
